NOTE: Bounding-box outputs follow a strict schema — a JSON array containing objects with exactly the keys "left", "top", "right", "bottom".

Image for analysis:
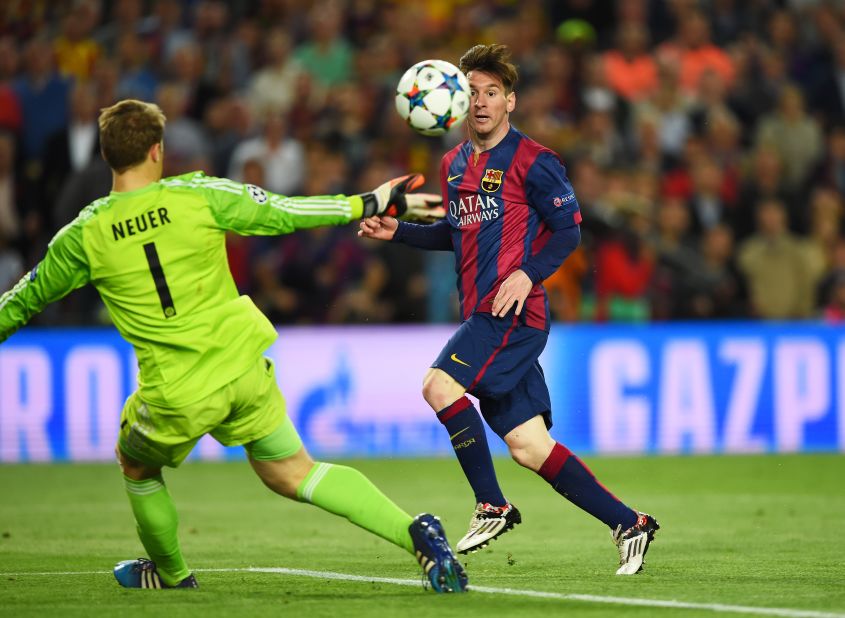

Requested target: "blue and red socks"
[
  {"left": 538, "top": 442, "right": 638, "bottom": 531},
  {"left": 437, "top": 397, "right": 507, "bottom": 507}
]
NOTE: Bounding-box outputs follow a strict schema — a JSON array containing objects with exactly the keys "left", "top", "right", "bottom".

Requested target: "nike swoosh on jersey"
[
  {"left": 450, "top": 353, "right": 470, "bottom": 367},
  {"left": 447, "top": 174, "right": 462, "bottom": 182},
  {"left": 449, "top": 427, "right": 470, "bottom": 441}
]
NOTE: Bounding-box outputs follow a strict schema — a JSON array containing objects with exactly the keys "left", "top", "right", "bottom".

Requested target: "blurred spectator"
[
  {"left": 321, "top": 81, "right": 377, "bottom": 172},
  {"left": 754, "top": 84, "right": 823, "bottom": 192},
  {"left": 53, "top": 1, "right": 101, "bottom": 81},
  {"left": 580, "top": 53, "right": 628, "bottom": 128},
  {"left": 165, "top": 41, "right": 217, "bottom": 121},
  {"left": 52, "top": 156, "right": 111, "bottom": 231},
  {"left": 629, "top": 111, "right": 665, "bottom": 174},
  {"left": 736, "top": 147, "right": 794, "bottom": 239},
  {"left": 821, "top": 272, "right": 845, "bottom": 323},
  {"left": 593, "top": 196, "right": 654, "bottom": 322},
  {"left": 603, "top": 23, "right": 657, "bottom": 102},
  {"left": 90, "top": 55, "right": 120, "bottom": 109},
  {"left": 809, "top": 37, "right": 845, "bottom": 128},
  {"left": 95, "top": 0, "right": 155, "bottom": 56},
  {"left": 327, "top": 258, "right": 394, "bottom": 323},
  {"left": 157, "top": 82, "right": 211, "bottom": 176},
  {"left": 687, "top": 69, "right": 730, "bottom": 134},
  {"left": 294, "top": 3, "right": 354, "bottom": 88},
  {"left": 728, "top": 42, "right": 787, "bottom": 132},
  {"left": 633, "top": 55, "right": 691, "bottom": 159},
  {"left": 571, "top": 105, "right": 627, "bottom": 169},
  {"left": 0, "top": 36, "right": 22, "bottom": 133},
  {"left": 545, "top": 245, "right": 590, "bottom": 322},
  {"left": 571, "top": 157, "right": 614, "bottom": 240},
  {"left": 658, "top": 10, "right": 735, "bottom": 94},
  {"left": 710, "top": 0, "right": 748, "bottom": 45},
  {"left": 650, "top": 196, "right": 702, "bottom": 319},
  {"left": 694, "top": 223, "right": 745, "bottom": 318},
  {"left": 228, "top": 111, "right": 304, "bottom": 196},
  {"left": 703, "top": 106, "right": 742, "bottom": 172},
  {"left": 254, "top": 224, "right": 370, "bottom": 324},
  {"left": 814, "top": 124, "right": 845, "bottom": 196},
  {"left": 539, "top": 44, "right": 578, "bottom": 120},
  {"left": 115, "top": 32, "right": 158, "bottom": 102},
  {"left": 0, "top": 131, "right": 19, "bottom": 244},
  {"left": 203, "top": 96, "right": 249, "bottom": 177},
  {"left": 819, "top": 239, "right": 845, "bottom": 321},
  {"left": 765, "top": 8, "right": 808, "bottom": 83},
  {"left": 286, "top": 71, "right": 323, "bottom": 143},
  {"left": 41, "top": 81, "right": 100, "bottom": 225},
  {"left": 807, "top": 188, "right": 843, "bottom": 266},
  {"left": 13, "top": 37, "right": 71, "bottom": 164},
  {"left": 353, "top": 160, "right": 429, "bottom": 323},
  {"left": 737, "top": 199, "right": 824, "bottom": 319},
  {"left": 147, "top": 0, "right": 193, "bottom": 70},
  {"left": 514, "top": 83, "right": 569, "bottom": 154},
  {"left": 0, "top": 232, "right": 23, "bottom": 293},
  {"left": 192, "top": 1, "right": 237, "bottom": 87},
  {"left": 247, "top": 28, "right": 303, "bottom": 119},
  {"left": 688, "top": 157, "right": 732, "bottom": 236}
]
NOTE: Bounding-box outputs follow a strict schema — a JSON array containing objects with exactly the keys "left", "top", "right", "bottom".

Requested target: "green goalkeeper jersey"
[{"left": 0, "top": 171, "right": 364, "bottom": 407}]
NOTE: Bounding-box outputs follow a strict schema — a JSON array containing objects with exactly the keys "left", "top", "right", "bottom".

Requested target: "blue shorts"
[{"left": 431, "top": 312, "right": 552, "bottom": 437}]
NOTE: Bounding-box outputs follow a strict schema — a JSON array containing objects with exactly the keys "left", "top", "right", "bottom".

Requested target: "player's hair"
[
  {"left": 459, "top": 44, "right": 519, "bottom": 93},
  {"left": 98, "top": 99, "right": 166, "bottom": 173}
]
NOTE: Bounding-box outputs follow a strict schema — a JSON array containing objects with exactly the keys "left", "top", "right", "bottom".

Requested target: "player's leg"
[
  {"left": 113, "top": 391, "right": 203, "bottom": 588},
  {"left": 422, "top": 367, "right": 506, "bottom": 508},
  {"left": 246, "top": 417, "right": 415, "bottom": 551},
  {"left": 222, "top": 357, "right": 466, "bottom": 592},
  {"left": 114, "top": 446, "right": 197, "bottom": 588},
  {"left": 504, "top": 414, "right": 639, "bottom": 529},
  {"left": 245, "top": 416, "right": 467, "bottom": 592},
  {"left": 442, "top": 314, "right": 562, "bottom": 554},
  {"left": 502, "top": 395, "right": 659, "bottom": 575}
]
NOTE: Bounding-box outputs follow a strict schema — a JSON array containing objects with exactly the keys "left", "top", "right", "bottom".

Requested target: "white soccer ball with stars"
[{"left": 395, "top": 59, "right": 470, "bottom": 136}]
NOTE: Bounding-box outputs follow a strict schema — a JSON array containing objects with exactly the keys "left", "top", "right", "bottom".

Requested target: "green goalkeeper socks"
[
  {"left": 123, "top": 475, "right": 190, "bottom": 586},
  {"left": 297, "top": 463, "right": 415, "bottom": 554}
]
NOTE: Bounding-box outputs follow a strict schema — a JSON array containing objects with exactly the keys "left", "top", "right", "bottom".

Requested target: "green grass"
[{"left": 1, "top": 455, "right": 843, "bottom": 617}]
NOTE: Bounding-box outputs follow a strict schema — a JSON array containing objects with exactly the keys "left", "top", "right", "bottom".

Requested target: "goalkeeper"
[{"left": 0, "top": 99, "right": 465, "bottom": 593}]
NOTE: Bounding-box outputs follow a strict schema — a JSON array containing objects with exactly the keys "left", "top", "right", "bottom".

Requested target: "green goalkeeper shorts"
[{"left": 118, "top": 356, "right": 301, "bottom": 468}]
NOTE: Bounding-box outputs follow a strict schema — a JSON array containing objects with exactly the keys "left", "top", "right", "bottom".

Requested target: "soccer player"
[
  {"left": 359, "top": 45, "right": 660, "bottom": 575},
  {"left": 0, "top": 99, "right": 467, "bottom": 592}
]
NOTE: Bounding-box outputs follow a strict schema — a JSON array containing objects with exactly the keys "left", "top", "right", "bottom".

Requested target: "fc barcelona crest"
[{"left": 481, "top": 169, "right": 504, "bottom": 192}]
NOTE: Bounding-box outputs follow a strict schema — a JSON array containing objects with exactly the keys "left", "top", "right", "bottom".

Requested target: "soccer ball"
[{"left": 395, "top": 60, "right": 470, "bottom": 136}]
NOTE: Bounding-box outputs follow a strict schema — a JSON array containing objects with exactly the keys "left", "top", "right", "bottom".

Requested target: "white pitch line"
[{"left": 3, "top": 566, "right": 843, "bottom": 618}]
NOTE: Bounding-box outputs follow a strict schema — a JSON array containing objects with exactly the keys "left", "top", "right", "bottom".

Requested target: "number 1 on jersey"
[{"left": 143, "top": 242, "right": 176, "bottom": 318}]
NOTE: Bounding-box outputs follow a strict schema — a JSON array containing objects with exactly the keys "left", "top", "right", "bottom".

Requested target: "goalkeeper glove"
[
  {"left": 361, "top": 173, "right": 428, "bottom": 218},
  {"left": 400, "top": 193, "right": 446, "bottom": 223}
]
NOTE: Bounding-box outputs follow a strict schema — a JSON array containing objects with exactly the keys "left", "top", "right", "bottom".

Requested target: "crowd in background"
[{"left": 1, "top": 0, "right": 845, "bottom": 325}]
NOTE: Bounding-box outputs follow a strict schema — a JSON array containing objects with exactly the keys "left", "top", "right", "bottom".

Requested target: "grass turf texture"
[{"left": 0, "top": 455, "right": 843, "bottom": 618}]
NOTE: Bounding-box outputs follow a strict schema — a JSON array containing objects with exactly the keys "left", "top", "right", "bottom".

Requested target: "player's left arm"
[
  {"left": 0, "top": 220, "right": 91, "bottom": 343},
  {"left": 492, "top": 152, "right": 581, "bottom": 317}
]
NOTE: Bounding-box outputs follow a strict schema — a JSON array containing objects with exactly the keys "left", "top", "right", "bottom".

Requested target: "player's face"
[{"left": 466, "top": 70, "right": 515, "bottom": 141}]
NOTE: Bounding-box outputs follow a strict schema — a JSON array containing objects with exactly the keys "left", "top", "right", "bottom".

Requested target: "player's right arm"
[
  {"left": 194, "top": 174, "right": 361, "bottom": 235},
  {"left": 0, "top": 220, "right": 90, "bottom": 343},
  {"left": 359, "top": 217, "right": 454, "bottom": 251},
  {"left": 187, "top": 172, "right": 438, "bottom": 236}
]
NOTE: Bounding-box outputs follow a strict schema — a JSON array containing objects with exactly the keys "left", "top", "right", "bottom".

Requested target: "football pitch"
[{"left": 1, "top": 455, "right": 843, "bottom": 618}]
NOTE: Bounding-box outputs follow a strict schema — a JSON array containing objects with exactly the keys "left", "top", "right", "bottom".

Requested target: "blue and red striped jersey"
[{"left": 440, "top": 126, "right": 581, "bottom": 331}]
